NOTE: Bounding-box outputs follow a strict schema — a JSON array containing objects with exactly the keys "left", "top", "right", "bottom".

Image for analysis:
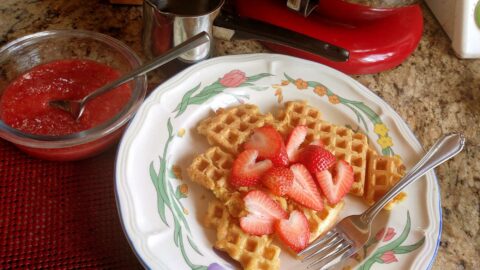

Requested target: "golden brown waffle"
[
  {"left": 191, "top": 101, "right": 407, "bottom": 270},
  {"left": 187, "top": 146, "right": 234, "bottom": 200},
  {"left": 288, "top": 201, "right": 345, "bottom": 242},
  {"left": 205, "top": 200, "right": 281, "bottom": 270},
  {"left": 274, "top": 100, "right": 323, "bottom": 136},
  {"left": 197, "top": 104, "right": 275, "bottom": 155},
  {"left": 364, "top": 149, "right": 406, "bottom": 210},
  {"left": 187, "top": 146, "right": 288, "bottom": 218},
  {"left": 274, "top": 101, "right": 369, "bottom": 197}
]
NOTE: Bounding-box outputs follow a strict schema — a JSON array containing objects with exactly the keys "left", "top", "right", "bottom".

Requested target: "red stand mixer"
[
  {"left": 143, "top": 0, "right": 423, "bottom": 75},
  {"left": 221, "top": 0, "right": 423, "bottom": 74}
]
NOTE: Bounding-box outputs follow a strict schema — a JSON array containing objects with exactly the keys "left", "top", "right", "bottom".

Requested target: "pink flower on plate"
[
  {"left": 375, "top": 227, "right": 396, "bottom": 242},
  {"left": 380, "top": 250, "right": 398, "bottom": 264},
  {"left": 219, "top": 70, "right": 246, "bottom": 87}
]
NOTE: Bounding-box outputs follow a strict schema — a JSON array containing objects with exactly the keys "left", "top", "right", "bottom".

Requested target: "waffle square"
[
  {"left": 274, "top": 101, "right": 369, "bottom": 197},
  {"left": 187, "top": 146, "right": 234, "bottom": 198},
  {"left": 197, "top": 104, "right": 275, "bottom": 155},
  {"left": 364, "top": 149, "right": 406, "bottom": 210},
  {"left": 274, "top": 100, "right": 323, "bottom": 136},
  {"left": 205, "top": 200, "right": 281, "bottom": 270}
]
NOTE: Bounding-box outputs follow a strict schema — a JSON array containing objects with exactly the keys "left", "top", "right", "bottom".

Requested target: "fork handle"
[{"left": 361, "top": 133, "right": 465, "bottom": 223}]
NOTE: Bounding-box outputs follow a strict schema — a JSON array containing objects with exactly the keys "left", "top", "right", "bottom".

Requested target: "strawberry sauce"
[
  {"left": 0, "top": 59, "right": 133, "bottom": 160},
  {"left": 0, "top": 59, "right": 131, "bottom": 136}
]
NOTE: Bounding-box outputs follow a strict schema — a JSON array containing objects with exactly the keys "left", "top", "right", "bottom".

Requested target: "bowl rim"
[{"left": 0, "top": 29, "right": 147, "bottom": 148}]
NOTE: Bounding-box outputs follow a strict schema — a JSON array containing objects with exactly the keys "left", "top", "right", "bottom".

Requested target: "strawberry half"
[
  {"left": 315, "top": 160, "right": 354, "bottom": 205},
  {"left": 243, "top": 125, "right": 288, "bottom": 167},
  {"left": 261, "top": 167, "right": 294, "bottom": 196},
  {"left": 286, "top": 164, "right": 324, "bottom": 211},
  {"left": 240, "top": 190, "right": 288, "bottom": 235},
  {"left": 309, "top": 139, "right": 324, "bottom": 147},
  {"left": 274, "top": 210, "right": 310, "bottom": 253},
  {"left": 298, "top": 145, "right": 336, "bottom": 174},
  {"left": 230, "top": 149, "right": 273, "bottom": 188},
  {"left": 285, "top": 125, "right": 308, "bottom": 162}
]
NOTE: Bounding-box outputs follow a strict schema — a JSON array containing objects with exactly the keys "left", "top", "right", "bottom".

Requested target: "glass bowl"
[{"left": 0, "top": 30, "right": 147, "bottom": 161}]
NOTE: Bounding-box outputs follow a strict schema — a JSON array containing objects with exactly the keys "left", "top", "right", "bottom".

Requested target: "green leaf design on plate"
[
  {"left": 174, "top": 71, "right": 272, "bottom": 118},
  {"left": 358, "top": 211, "right": 425, "bottom": 270},
  {"left": 246, "top": 73, "right": 272, "bottom": 82},
  {"left": 174, "top": 83, "right": 201, "bottom": 117},
  {"left": 149, "top": 118, "right": 207, "bottom": 269},
  {"left": 393, "top": 237, "right": 426, "bottom": 254},
  {"left": 156, "top": 190, "right": 168, "bottom": 226},
  {"left": 475, "top": 1, "right": 480, "bottom": 28},
  {"left": 187, "top": 235, "right": 204, "bottom": 256},
  {"left": 168, "top": 180, "right": 190, "bottom": 233}
]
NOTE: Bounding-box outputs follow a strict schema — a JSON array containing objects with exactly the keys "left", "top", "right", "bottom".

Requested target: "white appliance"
[{"left": 426, "top": 0, "right": 480, "bottom": 58}]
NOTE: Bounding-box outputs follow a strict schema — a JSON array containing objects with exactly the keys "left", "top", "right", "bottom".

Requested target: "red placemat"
[{"left": 0, "top": 140, "right": 142, "bottom": 269}]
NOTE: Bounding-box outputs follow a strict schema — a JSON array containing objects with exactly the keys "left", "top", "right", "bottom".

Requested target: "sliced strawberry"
[
  {"left": 286, "top": 164, "right": 324, "bottom": 211},
  {"left": 243, "top": 125, "right": 288, "bottom": 167},
  {"left": 285, "top": 125, "right": 308, "bottom": 162},
  {"left": 309, "top": 139, "right": 324, "bottom": 147},
  {"left": 240, "top": 190, "right": 288, "bottom": 235},
  {"left": 230, "top": 149, "right": 273, "bottom": 188},
  {"left": 274, "top": 210, "right": 310, "bottom": 253},
  {"left": 298, "top": 145, "right": 336, "bottom": 174},
  {"left": 261, "top": 167, "right": 294, "bottom": 196},
  {"left": 315, "top": 160, "right": 354, "bottom": 205}
]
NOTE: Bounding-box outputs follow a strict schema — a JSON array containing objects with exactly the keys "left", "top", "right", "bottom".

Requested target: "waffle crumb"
[
  {"left": 172, "top": 165, "right": 183, "bottom": 180},
  {"left": 177, "top": 128, "right": 186, "bottom": 137}
]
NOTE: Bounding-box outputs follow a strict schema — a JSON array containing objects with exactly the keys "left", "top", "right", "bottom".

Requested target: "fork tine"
[
  {"left": 307, "top": 243, "right": 351, "bottom": 269},
  {"left": 298, "top": 230, "right": 337, "bottom": 256},
  {"left": 302, "top": 236, "right": 345, "bottom": 262}
]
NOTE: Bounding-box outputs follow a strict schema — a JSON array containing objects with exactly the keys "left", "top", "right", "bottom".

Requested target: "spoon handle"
[
  {"left": 82, "top": 31, "right": 210, "bottom": 103},
  {"left": 361, "top": 133, "right": 465, "bottom": 223}
]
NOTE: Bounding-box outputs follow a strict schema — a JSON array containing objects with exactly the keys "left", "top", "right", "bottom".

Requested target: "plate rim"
[{"left": 114, "top": 53, "right": 442, "bottom": 270}]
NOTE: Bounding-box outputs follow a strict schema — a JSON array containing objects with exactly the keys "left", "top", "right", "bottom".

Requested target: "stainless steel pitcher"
[{"left": 143, "top": 0, "right": 224, "bottom": 62}]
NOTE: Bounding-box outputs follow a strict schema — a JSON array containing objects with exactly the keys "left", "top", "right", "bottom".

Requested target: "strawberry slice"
[
  {"left": 240, "top": 190, "right": 288, "bottom": 235},
  {"left": 243, "top": 125, "right": 288, "bottom": 167},
  {"left": 261, "top": 167, "right": 294, "bottom": 196},
  {"left": 315, "top": 160, "right": 354, "bottom": 205},
  {"left": 298, "top": 145, "right": 336, "bottom": 174},
  {"left": 286, "top": 164, "right": 324, "bottom": 211},
  {"left": 309, "top": 139, "right": 324, "bottom": 147},
  {"left": 230, "top": 149, "right": 273, "bottom": 188},
  {"left": 285, "top": 125, "right": 308, "bottom": 162},
  {"left": 275, "top": 210, "right": 310, "bottom": 253}
]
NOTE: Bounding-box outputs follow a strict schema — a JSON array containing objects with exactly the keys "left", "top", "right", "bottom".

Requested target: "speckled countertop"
[{"left": 0, "top": 1, "right": 478, "bottom": 269}]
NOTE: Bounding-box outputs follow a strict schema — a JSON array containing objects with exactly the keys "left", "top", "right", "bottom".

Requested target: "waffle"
[
  {"left": 274, "top": 100, "right": 323, "bottom": 136},
  {"left": 288, "top": 200, "right": 345, "bottom": 242},
  {"left": 205, "top": 200, "right": 281, "bottom": 270},
  {"left": 187, "top": 146, "right": 289, "bottom": 218},
  {"left": 191, "top": 101, "right": 406, "bottom": 270},
  {"left": 197, "top": 104, "right": 275, "bottom": 155},
  {"left": 187, "top": 146, "right": 234, "bottom": 201},
  {"left": 274, "top": 101, "right": 369, "bottom": 197},
  {"left": 364, "top": 148, "right": 406, "bottom": 210}
]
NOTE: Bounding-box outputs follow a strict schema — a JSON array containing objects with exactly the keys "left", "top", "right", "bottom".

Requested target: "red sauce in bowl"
[{"left": 0, "top": 59, "right": 133, "bottom": 160}]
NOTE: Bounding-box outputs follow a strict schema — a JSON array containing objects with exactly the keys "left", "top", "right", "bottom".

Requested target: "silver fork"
[{"left": 298, "top": 133, "right": 465, "bottom": 269}]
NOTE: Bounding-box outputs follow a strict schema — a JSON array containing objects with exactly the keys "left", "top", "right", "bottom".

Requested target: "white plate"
[{"left": 115, "top": 54, "right": 441, "bottom": 270}]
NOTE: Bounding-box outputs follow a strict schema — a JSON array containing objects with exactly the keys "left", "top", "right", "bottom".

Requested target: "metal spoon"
[{"left": 49, "top": 31, "right": 210, "bottom": 120}]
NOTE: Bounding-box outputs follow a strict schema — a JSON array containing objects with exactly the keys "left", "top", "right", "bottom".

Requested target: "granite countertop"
[{"left": 0, "top": 1, "right": 478, "bottom": 269}]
